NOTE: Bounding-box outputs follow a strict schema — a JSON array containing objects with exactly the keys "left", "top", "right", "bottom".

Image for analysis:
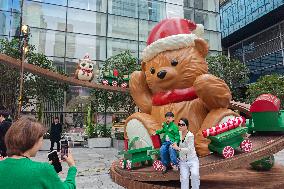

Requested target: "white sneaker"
[{"left": 172, "top": 165, "right": 179, "bottom": 171}]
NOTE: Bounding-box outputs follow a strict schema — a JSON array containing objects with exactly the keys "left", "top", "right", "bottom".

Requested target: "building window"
[
  {"left": 66, "top": 33, "right": 106, "bottom": 60},
  {"left": 68, "top": 0, "right": 107, "bottom": 12},
  {"left": 23, "top": 1, "right": 67, "bottom": 31},
  {"left": 67, "top": 8, "right": 107, "bottom": 36},
  {"left": 108, "top": 15, "right": 138, "bottom": 40}
]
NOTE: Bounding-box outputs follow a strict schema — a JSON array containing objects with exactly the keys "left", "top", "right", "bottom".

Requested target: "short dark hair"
[
  {"left": 54, "top": 117, "right": 59, "bottom": 120},
  {"left": 179, "top": 118, "right": 189, "bottom": 128},
  {"left": 165, "top": 112, "right": 174, "bottom": 118},
  {"left": 0, "top": 107, "right": 9, "bottom": 118},
  {"left": 5, "top": 116, "right": 46, "bottom": 156}
]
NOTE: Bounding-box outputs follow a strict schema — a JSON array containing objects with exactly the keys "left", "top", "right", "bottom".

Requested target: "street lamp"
[{"left": 16, "top": 25, "right": 30, "bottom": 119}]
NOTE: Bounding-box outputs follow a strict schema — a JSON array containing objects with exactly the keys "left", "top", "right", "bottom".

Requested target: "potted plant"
[
  {"left": 87, "top": 124, "right": 112, "bottom": 148},
  {"left": 112, "top": 131, "right": 125, "bottom": 150},
  {"left": 86, "top": 106, "right": 112, "bottom": 148}
]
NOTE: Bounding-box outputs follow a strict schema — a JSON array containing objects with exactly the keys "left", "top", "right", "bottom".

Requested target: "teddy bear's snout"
[{"left": 157, "top": 70, "right": 167, "bottom": 79}]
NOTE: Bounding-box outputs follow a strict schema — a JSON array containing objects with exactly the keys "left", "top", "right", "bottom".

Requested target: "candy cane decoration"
[{"left": 202, "top": 117, "right": 246, "bottom": 137}]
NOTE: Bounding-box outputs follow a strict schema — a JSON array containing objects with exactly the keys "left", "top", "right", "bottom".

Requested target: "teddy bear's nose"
[{"left": 157, "top": 70, "right": 167, "bottom": 79}]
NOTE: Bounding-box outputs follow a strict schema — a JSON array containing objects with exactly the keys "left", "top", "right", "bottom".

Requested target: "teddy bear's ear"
[
  {"left": 141, "top": 61, "right": 146, "bottom": 72},
  {"left": 194, "top": 38, "right": 209, "bottom": 57}
]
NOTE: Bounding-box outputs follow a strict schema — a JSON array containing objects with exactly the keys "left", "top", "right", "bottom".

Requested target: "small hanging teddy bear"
[{"left": 75, "top": 54, "right": 95, "bottom": 82}]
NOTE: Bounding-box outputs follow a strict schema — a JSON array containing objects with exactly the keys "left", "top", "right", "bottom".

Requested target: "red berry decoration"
[
  {"left": 222, "top": 146, "right": 234, "bottom": 159},
  {"left": 240, "top": 139, "right": 252, "bottom": 152}
]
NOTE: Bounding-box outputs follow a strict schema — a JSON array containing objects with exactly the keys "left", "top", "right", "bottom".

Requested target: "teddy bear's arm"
[
  {"left": 129, "top": 71, "right": 152, "bottom": 114},
  {"left": 193, "top": 74, "right": 232, "bottom": 110}
]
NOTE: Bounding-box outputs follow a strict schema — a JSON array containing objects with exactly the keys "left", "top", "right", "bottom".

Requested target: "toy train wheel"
[
  {"left": 119, "top": 159, "right": 126, "bottom": 169},
  {"left": 126, "top": 160, "right": 132, "bottom": 170},
  {"left": 222, "top": 146, "right": 234, "bottom": 159},
  {"left": 153, "top": 160, "right": 163, "bottom": 171},
  {"left": 240, "top": 139, "right": 253, "bottom": 152}
]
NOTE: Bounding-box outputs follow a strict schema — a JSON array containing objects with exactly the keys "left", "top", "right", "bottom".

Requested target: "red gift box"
[{"left": 151, "top": 135, "right": 161, "bottom": 149}]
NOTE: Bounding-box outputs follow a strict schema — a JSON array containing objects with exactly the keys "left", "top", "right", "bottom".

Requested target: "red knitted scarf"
[{"left": 152, "top": 87, "right": 197, "bottom": 106}]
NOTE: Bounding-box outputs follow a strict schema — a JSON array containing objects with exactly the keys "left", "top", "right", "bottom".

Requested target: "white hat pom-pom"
[{"left": 193, "top": 24, "right": 204, "bottom": 37}]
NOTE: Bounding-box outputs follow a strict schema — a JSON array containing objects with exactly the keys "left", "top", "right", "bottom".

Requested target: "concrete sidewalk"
[
  {"left": 33, "top": 145, "right": 284, "bottom": 189},
  {"left": 34, "top": 147, "right": 124, "bottom": 189}
]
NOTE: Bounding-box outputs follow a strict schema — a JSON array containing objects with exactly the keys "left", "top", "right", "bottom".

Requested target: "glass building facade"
[
  {"left": 221, "top": 0, "right": 284, "bottom": 38},
  {"left": 1, "top": 0, "right": 221, "bottom": 76},
  {"left": 220, "top": 0, "right": 284, "bottom": 82}
]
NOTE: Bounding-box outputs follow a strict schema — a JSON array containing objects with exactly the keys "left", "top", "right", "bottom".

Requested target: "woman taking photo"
[
  {"left": 0, "top": 117, "right": 77, "bottom": 189},
  {"left": 172, "top": 118, "right": 200, "bottom": 189}
]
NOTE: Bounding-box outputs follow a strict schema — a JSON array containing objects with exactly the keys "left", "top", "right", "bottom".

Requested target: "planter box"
[
  {"left": 88, "top": 137, "right": 112, "bottom": 148},
  {"left": 112, "top": 139, "right": 125, "bottom": 151}
]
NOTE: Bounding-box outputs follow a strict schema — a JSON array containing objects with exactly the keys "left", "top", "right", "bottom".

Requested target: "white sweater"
[{"left": 179, "top": 131, "right": 197, "bottom": 161}]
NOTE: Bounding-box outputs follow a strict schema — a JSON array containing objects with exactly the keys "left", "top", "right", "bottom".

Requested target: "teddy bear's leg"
[
  {"left": 125, "top": 112, "right": 161, "bottom": 149},
  {"left": 195, "top": 108, "right": 239, "bottom": 157}
]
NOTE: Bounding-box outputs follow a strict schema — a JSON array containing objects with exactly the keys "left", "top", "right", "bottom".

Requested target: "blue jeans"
[{"left": 160, "top": 141, "right": 178, "bottom": 167}]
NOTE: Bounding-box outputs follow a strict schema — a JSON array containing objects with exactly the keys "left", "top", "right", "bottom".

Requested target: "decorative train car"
[
  {"left": 246, "top": 94, "right": 284, "bottom": 133},
  {"left": 119, "top": 135, "right": 162, "bottom": 170},
  {"left": 101, "top": 69, "right": 129, "bottom": 88},
  {"left": 203, "top": 117, "right": 253, "bottom": 158}
]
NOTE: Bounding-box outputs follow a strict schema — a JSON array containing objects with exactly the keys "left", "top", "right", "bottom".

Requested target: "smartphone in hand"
[
  {"left": 61, "top": 140, "right": 69, "bottom": 160},
  {"left": 48, "top": 150, "right": 62, "bottom": 173}
]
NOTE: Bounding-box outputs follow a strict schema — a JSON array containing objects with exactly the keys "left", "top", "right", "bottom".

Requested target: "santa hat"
[{"left": 142, "top": 18, "right": 204, "bottom": 62}]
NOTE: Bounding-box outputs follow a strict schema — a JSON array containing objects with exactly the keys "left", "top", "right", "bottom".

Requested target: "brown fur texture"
[{"left": 126, "top": 38, "right": 238, "bottom": 156}]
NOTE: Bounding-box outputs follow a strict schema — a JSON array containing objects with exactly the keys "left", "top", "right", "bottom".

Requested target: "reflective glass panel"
[
  {"left": 203, "top": 31, "right": 221, "bottom": 51},
  {"left": 107, "top": 38, "right": 138, "bottom": 58},
  {"left": 109, "top": 0, "right": 138, "bottom": 18},
  {"left": 243, "top": 25, "right": 280, "bottom": 50},
  {"left": 108, "top": 15, "right": 138, "bottom": 40},
  {"left": 183, "top": 0, "right": 194, "bottom": 8},
  {"left": 244, "top": 37, "right": 282, "bottom": 62},
  {"left": 31, "top": 0, "right": 67, "bottom": 6},
  {"left": 48, "top": 56, "right": 65, "bottom": 72},
  {"left": 12, "top": 0, "right": 22, "bottom": 12},
  {"left": 166, "top": 3, "right": 183, "bottom": 18},
  {"left": 66, "top": 33, "right": 106, "bottom": 60},
  {"left": 184, "top": 8, "right": 194, "bottom": 20},
  {"left": 195, "top": 10, "right": 219, "bottom": 31},
  {"left": 194, "top": 0, "right": 219, "bottom": 12},
  {"left": 11, "top": 12, "right": 21, "bottom": 36},
  {"left": 139, "top": 0, "right": 165, "bottom": 21},
  {"left": 68, "top": 0, "right": 107, "bottom": 12},
  {"left": 0, "top": 10, "right": 10, "bottom": 36},
  {"left": 67, "top": 8, "right": 106, "bottom": 35},
  {"left": 0, "top": 0, "right": 12, "bottom": 11},
  {"left": 23, "top": 1, "right": 66, "bottom": 31},
  {"left": 139, "top": 19, "right": 157, "bottom": 42},
  {"left": 229, "top": 43, "right": 243, "bottom": 62},
  {"left": 29, "top": 28, "right": 66, "bottom": 57},
  {"left": 139, "top": 41, "right": 146, "bottom": 59},
  {"left": 166, "top": 0, "right": 184, "bottom": 5}
]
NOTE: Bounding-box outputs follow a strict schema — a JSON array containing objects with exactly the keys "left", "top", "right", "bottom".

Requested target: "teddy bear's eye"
[
  {"left": 171, "top": 59, "right": 178, "bottom": 66},
  {"left": 150, "top": 67, "right": 155, "bottom": 74}
]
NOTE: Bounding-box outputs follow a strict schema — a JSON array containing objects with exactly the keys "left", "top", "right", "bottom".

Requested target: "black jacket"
[
  {"left": 0, "top": 120, "right": 12, "bottom": 156},
  {"left": 50, "top": 122, "right": 62, "bottom": 141}
]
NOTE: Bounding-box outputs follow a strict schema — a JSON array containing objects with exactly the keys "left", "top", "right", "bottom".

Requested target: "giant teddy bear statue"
[{"left": 124, "top": 18, "right": 238, "bottom": 157}]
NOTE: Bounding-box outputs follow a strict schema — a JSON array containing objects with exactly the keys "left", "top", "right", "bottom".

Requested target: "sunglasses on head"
[{"left": 178, "top": 123, "right": 186, "bottom": 127}]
